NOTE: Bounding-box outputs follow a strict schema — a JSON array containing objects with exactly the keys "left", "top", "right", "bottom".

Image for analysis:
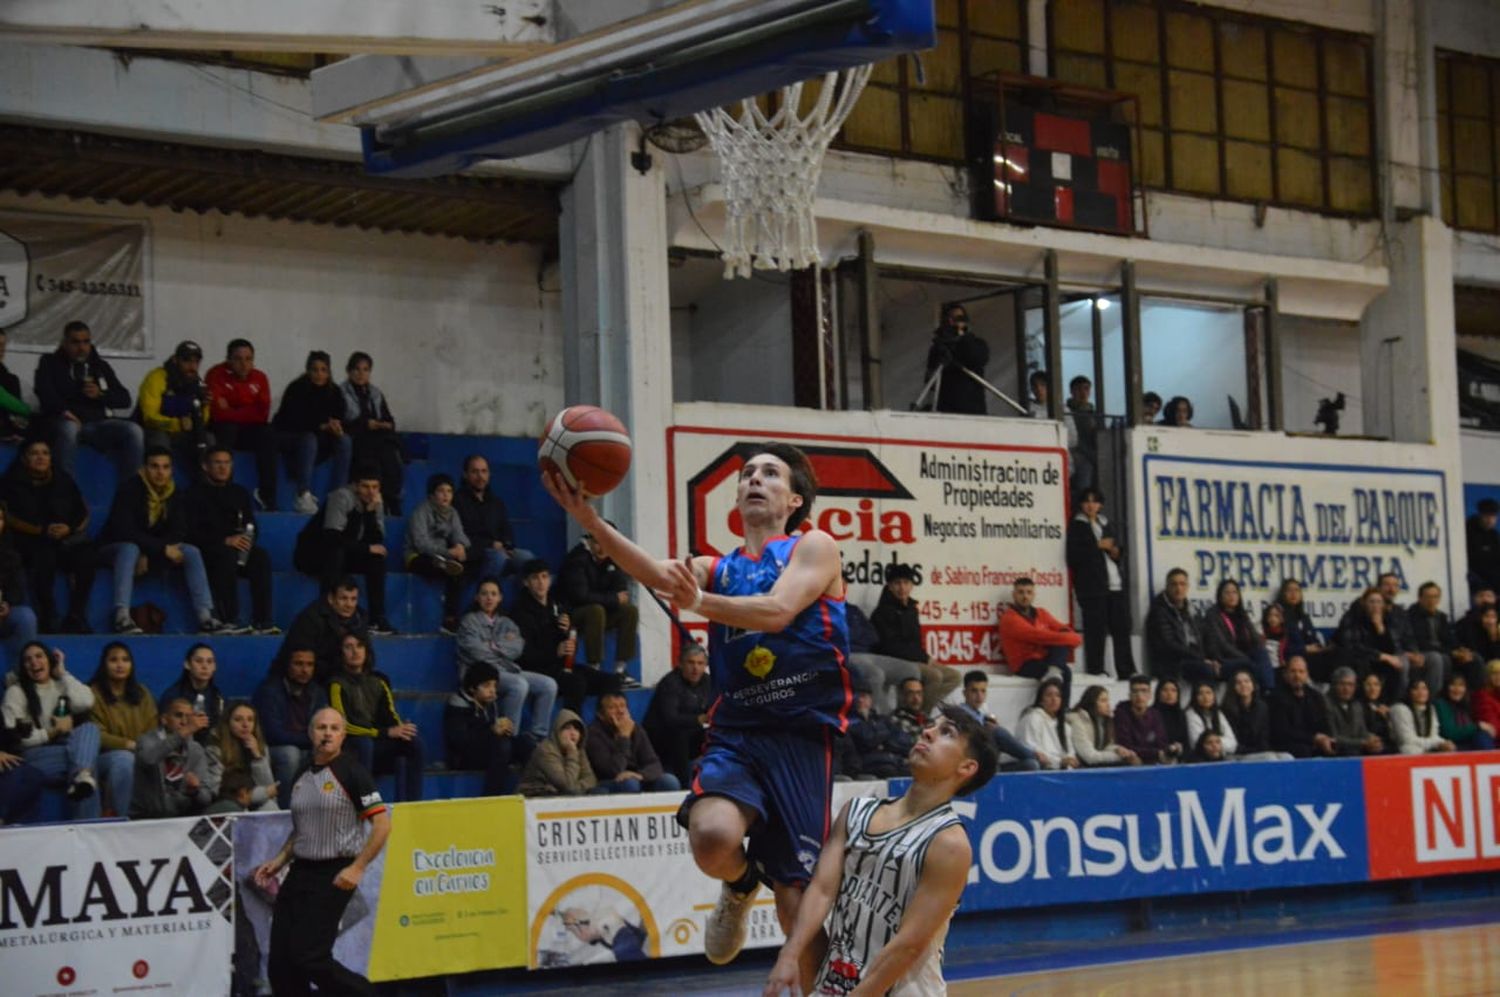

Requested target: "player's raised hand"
[
  {"left": 656, "top": 558, "right": 701, "bottom": 610},
  {"left": 540, "top": 467, "right": 596, "bottom": 523}
]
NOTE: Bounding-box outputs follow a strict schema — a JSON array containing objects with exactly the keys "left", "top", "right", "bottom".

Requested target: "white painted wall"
[
  {"left": 0, "top": 191, "right": 561, "bottom": 436},
  {"left": 1280, "top": 317, "right": 1366, "bottom": 435},
  {"left": 668, "top": 258, "right": 794, "bottom": 407}
]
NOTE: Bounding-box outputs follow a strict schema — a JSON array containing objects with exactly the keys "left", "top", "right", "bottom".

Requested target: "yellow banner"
[{"left": 367, "top": 796, "right": 528, "bottom": 980}]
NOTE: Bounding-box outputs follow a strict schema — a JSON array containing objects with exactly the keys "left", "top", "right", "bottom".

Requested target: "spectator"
[
  {"left": 1456, "top": 600, "right": 1500, "bottom": 685},
  {"left": 643, "top": 642, "right": 711, "bottom": 787},
  {"left": 518, "top": 709, "right": 598, "bottom": 797},
  {"left": 340, "top": 352, "right": 405, "bottom": 516},
  {"left": 510, "top": 559, "right": 618, "bottom": 713},
  {"left": 0, "top": 503, "right": 38, "bottom": 657},
  {"left": 1152, "top": 678, "right": 1190, "bottom": 751},
  {"left": 1405, "top": 581, "right": 1454, "bottom": 700},
  {"left": 1141, "top": 391, "right": 1162, "bottom": 423},
  {"left": 1114, "top": 676, "right": 1182, "bottom": 764},
  {"left": 87, "top": 641, "right": 157, "bottom": 817},
  {"left": 33, "top": 320, "right": 143, "bottom": 478},
  {"left": 1200, "top": 578, "right": 1275, "bottom": 692},
  {"left": 1065, "top": 375, "right": 1097, "bottom": 491},
  {"left": 1260, "top": 604, "right": 1289, "bottom": 672},
  {"left": 869, "top": 565, "right": 961, "bottom": 711},
  {"left": 1184, "top": 682, "right": 1238, "bottom": 760},
  {"left": 206, "top": 770, "right": 257, "bottom": 816},
  {"left": 1466, "top": 498, "right": 1500, "bottom": 594},
  {"left": 454, "top": 455, "right": 535, "bottom": 584},
  {"left": 158, "top": 642, "right": 226, "bottom": 746},
  {"left": 843, "top": 687, "right": 909, "bottom": 779},
  {"left": 1325, "top": 667, "right": 1385, "bottom": 755},
  {"left": 846, "top": 601, "right": 921, "bottom": 714},
  {"left": 1161, "top": 395, "right": 1194, "bottom": 426},
  {"left": 955, "top": 669, "right": 1041, "bottom": 771},
  {"left": 1066, "top": 487, "right": 1135, "bottom": 678},
  {"left": 273, "top": 351, "right": 351, "bottom": 515},
  {"left": 407, "top": 473, "right": 470, "bottom": 633},
  {"left": 456, "top": 579, "right": 556, "bottom": 746},
  {"left": 293, "top": 465, "right": 395, "bottom": 635},
  {"left": 100, "top": 447, "right": 228, "bottom": 636},
  {"left": 586, "top": 692, "right": 679, "bottom": 794},
  {"left": 445, "top": 664, "right": 519, "bottom": 795},
  {"left": 887, "top": 677, "right": 929, "bottom": 758},
  {"left": 997, "top": 576, "right": 1081, "bottom": 706},
  {"left": 328, "top": 632, "right": 423, "bottom": 802},
  {"left": 1360, "top": 672, "right": 1394, "bottom": 748},
  {"left": 1026, "top": 369, "right": 1049, "bottom": 419},
  {"left": 2, "top": 643, "right": 100, "bottom": 816},
  {"left": 1273, "top": 578, "right": 1336, "bottom": 679},
  {"left": 560, "top": 527, "right": 640, "bottom": 689},
  {"left": 206, "top": 339, "right": 278, "bottom": 511},
  {"left": 1474, "top": 660, "right": 1500, "bottom": 736},
  {"left": 1336, "top": 587, "right": 1410, "bottom": 702},
  {"left": 2, "top": 439, "right": 96, "bottom": 634},
  {"left": 252, "top": 647, "right": 328, "bottom": 801},
  {"left": 1221, "top": 671, "right": 1289, "bottom": 760},
  {"left": 1016, "top": 677, "right": 1077, "bottom": 770},
  {"left": 279, "top": 578, "right": 371, "bottom": 682},
  {"left": 187, "top": 446, "right": 275, "bottom": 635},
  {"left": 0, "top": 330, "right": 30, "bottom": 441},
  {"left": 1066, "top": 685, "right": 1141, "bottom": 767},
  {"left": 0, "top": 709, "right": 45, "bottom": 825},
  {"left": 1435, "top": 673, "right": 1496, "bottom": 751},
  {"left": 210, "top": 702, "right": 279, "bottom": 811},
  {"left": 1377, "top": 572, "right": 1432, "bottom": 691},
  {"left": 1391, "top": 678, "right": 1455, "bottom": 755},
  {"left": 130, "top": 697, "right": 217, "bottom": 819},
  {"left": 923, "top": 303, "right": 990, "bottom": 415},
  {"left": 1145, "top": 568, "right": 1216, "bottom": 682},
  {"left": 1192, "top": 731, "right": 1226, "bottom": 763},
  {"left": 1268, "top": 656, "right": 1336, "bottom": 757},
  {"left": 135, "top": 340, "right": 211, "bottom": 462}
]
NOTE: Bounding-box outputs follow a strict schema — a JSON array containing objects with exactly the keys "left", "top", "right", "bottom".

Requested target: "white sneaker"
[
  {"left": 703, "top": 881, "right": 756, "bottom": 965},
  {"left": 69, "top": 769, "right": 97, "bottom": 801},
  {"left": 293, "top": 491, "right": 319, "bottom": 515}
]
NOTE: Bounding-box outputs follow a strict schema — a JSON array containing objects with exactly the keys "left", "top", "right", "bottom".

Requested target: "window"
[
  {"left": 1437, "top": 51, "right": 1500, "bottom": 233},
  {"left": 1049, "top": 0, "right": 1375, "bottom": 215}
]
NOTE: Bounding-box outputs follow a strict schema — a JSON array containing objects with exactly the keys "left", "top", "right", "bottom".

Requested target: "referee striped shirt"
[{"left": 289, "top": 752, "right": 386, "bottom": 861}]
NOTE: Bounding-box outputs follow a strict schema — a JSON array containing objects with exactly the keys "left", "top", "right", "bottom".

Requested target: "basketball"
[{"left": 538, "top": 405, "right": 633, "bottom": 496}]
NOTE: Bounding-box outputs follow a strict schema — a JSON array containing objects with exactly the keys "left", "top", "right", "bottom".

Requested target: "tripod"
[{"left": 912, "top": 363, "right": 1028, "bottom": 416}]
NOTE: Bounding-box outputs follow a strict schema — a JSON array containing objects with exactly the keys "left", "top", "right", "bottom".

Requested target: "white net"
[{"left": 694, "top": 65, "right": 873, "bottom": 279}]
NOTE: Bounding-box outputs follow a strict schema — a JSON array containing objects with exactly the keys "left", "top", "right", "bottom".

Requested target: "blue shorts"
[{"left": 677, "top": 725, "right": 835, "bottom": 888}]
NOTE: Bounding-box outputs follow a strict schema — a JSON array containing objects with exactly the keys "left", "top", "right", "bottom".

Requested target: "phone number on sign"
[{"left": 923, "top": 625, "right": 996, "bottom": 666}]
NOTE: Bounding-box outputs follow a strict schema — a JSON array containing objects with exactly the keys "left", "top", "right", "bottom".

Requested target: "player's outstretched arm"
[
  {"left": 764, "top": 798, "right": 852, "bottom": 997},
  {"left": 847, "top": 826, "right": 972, "bottom": 997},
  {"left": 696, "top": 529, "right": 841, "bottom": 634}
]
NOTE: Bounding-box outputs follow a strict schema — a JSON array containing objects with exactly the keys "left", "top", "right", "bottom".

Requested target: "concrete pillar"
[{"left": 560, "top": 123, "right": 674, "bottom": 684}]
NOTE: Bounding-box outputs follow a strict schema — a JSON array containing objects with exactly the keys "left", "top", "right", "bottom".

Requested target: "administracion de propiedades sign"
[
  {"left": 669, "top": 425, "right": 1070, "bottom": 665},
  {"left": 1141, "top": 453, "right": 1451, "bottom": 629}
]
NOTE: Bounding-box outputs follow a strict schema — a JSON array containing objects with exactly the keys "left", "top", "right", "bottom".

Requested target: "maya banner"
[
  {"left": 1141, "top": 452, "right": 1451, "bottom": 629},
  {"left": 0, "top": 816, "right": 234, "bottom": 996},
  {"left": 669, "top": 424, "right": 1070, "bottom": 665},
  {"left": 0, "top": 211, "right": 149, "bottom": 352}
]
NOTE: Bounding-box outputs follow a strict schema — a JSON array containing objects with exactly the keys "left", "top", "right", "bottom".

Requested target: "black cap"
[
  {"left": 519, "top": 558, "right": 550, "bottom": 578},
  {"left": 174, "top": 340, "right": 203, "bottom": 361},
  {"left": 886, "top": 563, "right": 916, "bottom": 583},
  {"left": 1480, "top": 498, "right": 1500, "bottom": 516}
]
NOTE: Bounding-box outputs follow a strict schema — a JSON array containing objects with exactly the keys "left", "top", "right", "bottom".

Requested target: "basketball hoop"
[{"left": 694, "top": 65, "right": 872, "bottom": 279}]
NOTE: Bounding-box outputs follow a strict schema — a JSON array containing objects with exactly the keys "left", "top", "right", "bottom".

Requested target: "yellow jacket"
[{"left": 136, "top": 366, "right": 211, "bottom": 434}]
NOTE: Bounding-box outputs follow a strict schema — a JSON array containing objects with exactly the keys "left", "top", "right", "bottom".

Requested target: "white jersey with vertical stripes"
[{"left": 812, "top": 795, "right": 962, "bottom": 996}]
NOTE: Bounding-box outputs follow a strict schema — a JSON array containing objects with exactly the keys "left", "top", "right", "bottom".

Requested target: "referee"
[{"left": 254, "top": 707, "right": 390, "bottom": 996}]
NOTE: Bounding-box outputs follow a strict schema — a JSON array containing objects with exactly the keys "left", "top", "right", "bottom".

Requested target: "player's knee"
[{"left": 688, "top": 823, "right": 744, "bottom": 878}]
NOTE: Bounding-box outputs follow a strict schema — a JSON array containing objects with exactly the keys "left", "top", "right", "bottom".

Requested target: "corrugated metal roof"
[{"left": 0, "top": 125, "right": 559, "bottom": 245}]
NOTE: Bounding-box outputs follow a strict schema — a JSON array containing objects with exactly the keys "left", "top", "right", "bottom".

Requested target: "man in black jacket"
[
  {"left": 292, "top": 464, "right": 394, "bottom": 634},
  {"left": 186, "top": 446, "right": 275, "bottom": 634},
  {"left": 644, "top": 642, "right": 711, "bottom": 786},
  {"left": 559, "top": 528, "right": 640, "bottom": 689},
  {"left": 0, "top": 438, "right": 96, "bottom": 633},
  {"left": 277, "top": 578, "right": 370, "bottom": 682},
  {"left": 1145, "top": 568, "right": 1216, "bottom": 682},
  {"left": 508, "top": 559, "right": 619, "bottom": 713},
  {"left": 922, "top": 303, "right": 990, "bottom": 415},
  {"left": 870, "top": 564, "right": 960, "bottom": 712},
  {"left": 454, "top": 455, "right": 535, "bottom": 583},
  {"left": 1066, "top": 488, "right": 1135, "bottom": 678},
  {"left": 1467, "top": 498, "right": 1500, "bottom": 593},
  {"left": 99, "top": 447, "right": 227, "bottom": 635},
  {"left": 33, "top": 320, "right": 144, "bottom": 478},
  {"left": 272, "top": 351, "right": 351, "bottom": 515},
  {"left": 1268, "top": 657, "right": 1337, "bottom": 758}
]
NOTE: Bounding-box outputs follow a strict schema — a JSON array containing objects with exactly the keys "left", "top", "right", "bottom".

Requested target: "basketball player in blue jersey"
[
  {"left": 764, "top": 707, "right": 998, "bottom": 997},
  {"left": 543, "top": 442, "right": 851, "bottom": 971}
]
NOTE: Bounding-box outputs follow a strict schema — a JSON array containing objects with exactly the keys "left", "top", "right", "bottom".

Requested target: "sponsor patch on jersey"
[
  {"left": 744, "top": 646, "right": 776, "bottom": 679},
  {"left": 321, "top": 780, "right": 336, "bottom": 794},
  {"left": 360, "top": 791, "right": 383, "bottom": 808}
]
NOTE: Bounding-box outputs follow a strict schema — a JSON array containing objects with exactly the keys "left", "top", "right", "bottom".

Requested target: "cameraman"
[
  {"left": 136, "top": 340, "right": 213, "bottom": 465},
  {"left": 923, "top": 303, "right": 991, "bottom": 415}
]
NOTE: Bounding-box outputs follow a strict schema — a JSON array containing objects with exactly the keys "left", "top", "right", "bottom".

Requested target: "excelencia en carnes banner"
[
  {"left": 1142, "top": 454, "right": 1451, "bottom": 630},
  {"left": 668, "top": 426, "right": 1070, "bottom": 666}
]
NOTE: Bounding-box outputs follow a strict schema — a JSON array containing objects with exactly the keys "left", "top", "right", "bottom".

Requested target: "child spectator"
[
  {"left": 1184, "top": 682, "right": 1238, "bottom": 759},
  {"left": 445, "top": 664, "right": 518, "bottom": 795},
  {"left": 33, "top": 320, "right": 143, "bottom": 479},
  {"left": 158, "top": 643, "right": 226, "bottom": 746},
  {"left": 997, "top": 577, "right": 1081, "bottom": 706},
  {"left": 456, "top": 579, "right": 556, "bottom": 746},
  {"left": 560, "top": 527, "right": 641, "bottom": 689},
  {"left": 251, "top": 647, "right": 328, "bottom": 801},
  {"left": 643, "top": 642, "right": 711, "bottom": 786},
  {"left": 585, "top": 692, "right": 679, "bottom": 794},
  {"left": 187, "top": 446, "right": 275, "bottom": 635},
  {"left": 3, "top": 642, "right": 100, "bottom": 816},
  {"left": 209, "top": 702, "right": 279, "bottom": 811},
  {"left": 1392, "top": 677, "right": 1455, "bottom": 755},
  {"left": 293, "top": 467, "right": 394, "bottom": 634},
  {"left": 1017, "top": 677, "right": 1077, "bottom": 770},
  {"left": 407, "top": 473, "right": 470, "bottom": 634},
  {"left": 130, "top": 697, "right": 216, "bottom": 819},
  {"left": 518, "top": 709, "right": 598, "bottom": 797},
  {"left": 0, "top": 503, "right": 38, "bottom": 656},
  {"left": 2, "top": 439, "right": 97, "bottom": 634},
  {"left": 278, "top": 578, "right": 371, "bottom": 681},
  {"left": 135, "top": 340, "right": 210, "bottom": 463},
  {"left": 1200, "top": 578, "right": 1274, "bottom": 693},
  {"left": 328, "top": 632, "right": 423, "bottom": 801},
  {"left": 206, "top": 769, "right": 257, "bottom": 815},
  {"left": 1067, "top": 685, "right": 1140, "bottom": 767},
  {"left": 206, "top": 338, "right": 278, "bottom": 510},
  {"left": 1435, "top": 673, "right": 1496, "bottom": 751},
  {"left": 273, "top": 351, "right": 351, "bottom": 514},
  {"left": 341, "top": 352, "right": 405, "bottom": 515},
  {"left": 87, "top": 641, "right": 157, "bottom": 816}
]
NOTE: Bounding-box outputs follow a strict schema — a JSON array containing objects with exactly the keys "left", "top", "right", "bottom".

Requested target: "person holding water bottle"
[
  {"left": 158, "top": 643, "right": 226, "bottom": 747},
  {"left": 188, "top": 445, "right": 277, "bottom": 635}
]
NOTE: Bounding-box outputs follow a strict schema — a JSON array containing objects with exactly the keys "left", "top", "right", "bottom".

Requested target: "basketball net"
[{"left": 694, "top": 65, "right": 873, "bottom": 279}]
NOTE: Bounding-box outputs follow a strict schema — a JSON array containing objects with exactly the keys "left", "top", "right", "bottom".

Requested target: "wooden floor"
[{"left": 952, "top": 923, "right": 1500, "bottom": 996}]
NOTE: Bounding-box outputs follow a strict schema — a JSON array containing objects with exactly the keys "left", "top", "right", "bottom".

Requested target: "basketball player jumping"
[
  {"left": 543, "top": 442, "right": 850, "bottom": 971},
  {"left": 764, "top": 707, "right": 998, "bottom": 997}
]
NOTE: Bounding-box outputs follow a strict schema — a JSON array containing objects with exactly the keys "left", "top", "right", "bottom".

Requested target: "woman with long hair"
[
  {"left": 1185, "top": 681, "right": 1238, "bottom": 759},
  {"left": 1, "top": 642, "right": 100, "bottom": 816},
  {"left": 1360, "top": 672, "right": 1393, "bottom": 749},
  {"left": 1017, "top": 678, "right": 1078, "bottom": 770},
  {"left": 1434, "top": 673, "right": 1497, "bottom": 751},
  {"left": 210, "top": 701, "right": 278, "bottom": 810},
  {"left": 87, "top": 641, "right": 157, "bottom": 816},
  {"left": 1220, "top": 670, "right": 1293, "bottom": 761},
  {"left": 328, "top": 631, "right": 425, "bottom": 800},
  {"left": 1274, "top": 578, "right": 1335, "bottom": 679},
  {"left": 1336, "top": 587, "right": 1410, "bottom": 702},
  {"left": 1200, "top": 579, "right": 1275, "bottom": 692},
  {"left": 1066, "top": 685, "right": 1140, "bottom": 767},
  {"left": 1152, "top": 678, "right": 1190, "bottom": 751},
  {"left": 1392, "top": 678, "right": 1455, "bottom": 754},
  {"left": 158, "top": 643, "right": 226, "bottom": 745}
]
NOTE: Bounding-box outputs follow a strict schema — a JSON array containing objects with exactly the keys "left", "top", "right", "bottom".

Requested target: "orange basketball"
[{"left": 538, "top": 405, "right": 633, "bottom": 496}]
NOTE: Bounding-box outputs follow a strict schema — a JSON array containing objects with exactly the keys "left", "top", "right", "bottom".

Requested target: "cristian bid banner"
[
  {"left": 957, "top": 759, "right": 1369, "bottom": 911},
  {"left": 668, "top": 409, "right": 1070, "bottom": 666},
  {"left": 0, "top": 816, "right": 234, "bottom": 996}
]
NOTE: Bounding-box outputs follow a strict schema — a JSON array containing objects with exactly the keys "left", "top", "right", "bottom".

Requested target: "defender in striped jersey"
[{"left": 765, "top": 707, "right": 998, "bottom": 996}]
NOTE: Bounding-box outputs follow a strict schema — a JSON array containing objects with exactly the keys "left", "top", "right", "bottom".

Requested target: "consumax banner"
[{"left": 668, "top": 424, "right": 1070, "bottom": 666}]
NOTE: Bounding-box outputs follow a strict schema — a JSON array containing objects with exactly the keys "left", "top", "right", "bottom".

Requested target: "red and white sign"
[{"left": 1363, "top": 753, "right": 1500, "bottom": 880}]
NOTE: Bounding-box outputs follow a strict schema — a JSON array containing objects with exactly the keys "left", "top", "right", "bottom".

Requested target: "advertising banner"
[
  {"left": 0, "top": 211, "right": 149, "bottom": 352},
  {"left": 1363, "top": 752, "right": 1500, "bottom": 881},
  {"left": 1140, "top": 451, "right": 1451, "bottom": 630},
  {"left": 0, "top": 816, "right": 234, "bottom": 996},
  {"left": 958, "top": 759, "right": 1369, "bottom": 910},
  {"left": 669, "top": 423, "right": 1070, "bottom": 665}
]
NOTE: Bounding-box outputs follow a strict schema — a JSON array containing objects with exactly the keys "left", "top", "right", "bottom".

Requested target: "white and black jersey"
[
  {"left": 813, "top": 796, "right": 962, "bottom": 996},
  {"left": 289, "top": 752, "right": 386, "bottom": 861}
]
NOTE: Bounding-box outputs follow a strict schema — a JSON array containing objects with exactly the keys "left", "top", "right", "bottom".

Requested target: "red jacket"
[
  {"left": 206, "top": 362, "right": 271, "bottom": 425},
  {"left": 997, "top": 604, "right": 1081, "bottom": 669},
  {"left": 1475, "top": 687, "right": 1500, "bottom": 732}
]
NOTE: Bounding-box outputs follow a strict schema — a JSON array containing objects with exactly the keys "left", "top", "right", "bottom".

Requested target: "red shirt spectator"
[
  {"left": 1475, "top": 664, "right": 1500, "bottom": 731},
  {"left": 997, "top": 597, "right": 1081, "bottom": 670},
  {"left": 207, "top": 346, "right": 272, "bottom": 425}
]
